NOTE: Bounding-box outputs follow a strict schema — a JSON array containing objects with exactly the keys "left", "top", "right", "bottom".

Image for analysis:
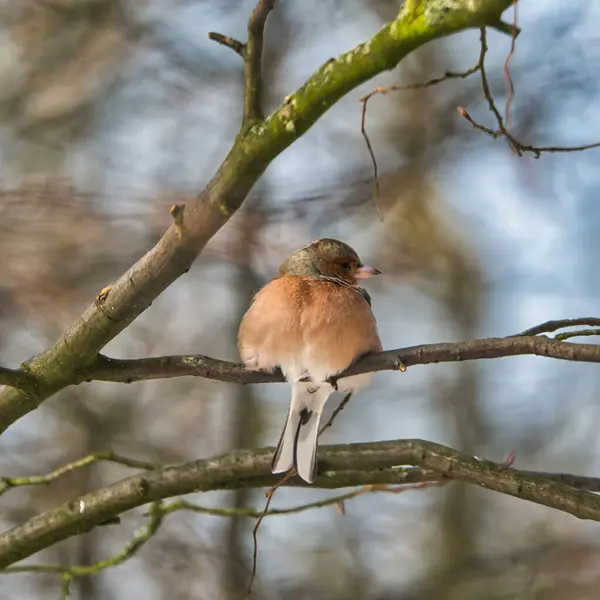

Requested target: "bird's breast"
[{"left": 238, "top": 276, "right": 381, "bottom": 383}]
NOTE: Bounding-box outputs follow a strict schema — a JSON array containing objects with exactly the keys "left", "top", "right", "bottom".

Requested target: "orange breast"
[{"left": 238, "top": 276, "right": 381, "bottom": 380}]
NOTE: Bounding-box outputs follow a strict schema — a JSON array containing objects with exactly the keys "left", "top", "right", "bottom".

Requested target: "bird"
[{"left": 238, "top": 238, "right": 382, "bottom": 483}]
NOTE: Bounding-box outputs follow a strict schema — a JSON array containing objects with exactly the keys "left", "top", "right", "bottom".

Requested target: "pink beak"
[{"left": 355, "top": 265, "right": 381, "bottom": 279}]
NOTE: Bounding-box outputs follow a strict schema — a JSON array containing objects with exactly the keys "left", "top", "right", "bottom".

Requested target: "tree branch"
[
  {"left": 555, "top": 329, "right": 600, "bottom": 342},
  {"left": 360, "top": 60, "right": 482, "bottom": 209},
  {"left": 1, "top": 501, "right": 164, "bottom": 577},
  {"left": 5, "top": 321, "right": 599, "bottom": 389},
  {"left": 79, "top": 334, "right": 600, "bottom": 385},
  {"left": 209, "top": 0, "right": 274, "bottom": 124},
  {"left": 0, "top": 366, "right": 36, "bottom": 390},
  {"left": 2, "top": 438, "right": 600, "bottom": 569},
  {"left": 0, "top": 0, "right": 517, "bottom": 434},
  {"left": 243, "top": 0, "right": 274, "bottom": 124},
  {"left": 488, "top": 18, "right": 521, "bottom": 36},
  {"left": 208, "top": 32, "right": 246, "bottom": 58},
  {"left": 514, "top": 317, "right": 600, "bottom": 337},
  {"left": 0, "top": 451, "right": 157, "bottom": 497},
  {"left": 457, "top": 26, "right": 600, "bottom": 157},
  {"left": 0, "top": 485, "right": 428, "bottom": 588}
]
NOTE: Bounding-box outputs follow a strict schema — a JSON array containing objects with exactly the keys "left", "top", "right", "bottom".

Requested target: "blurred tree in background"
[{"left": 1, "top": 1, "right": 600, "bottom": 599}]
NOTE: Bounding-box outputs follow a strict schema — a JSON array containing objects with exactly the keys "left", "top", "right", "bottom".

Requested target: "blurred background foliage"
[{"left": 1, "top": 0, "right": 600, "bottom": 598}]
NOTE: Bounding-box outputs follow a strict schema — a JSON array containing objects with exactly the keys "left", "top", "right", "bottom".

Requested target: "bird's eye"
[{"left": 342, "top": 261, "right": 351, "bottom": 270}]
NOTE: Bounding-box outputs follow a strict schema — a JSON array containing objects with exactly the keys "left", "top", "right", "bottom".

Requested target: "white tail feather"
[{"left": 271, "top": 382, "right": 332, "bottom": 483}]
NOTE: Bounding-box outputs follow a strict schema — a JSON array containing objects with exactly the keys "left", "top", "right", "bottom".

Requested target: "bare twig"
[
  {"left": 503, "top": 0, "right": 518, "bottom": 130},
  {"left": 244, "top": 0, "right": 275, "bottom": 124},
  {"left": 208, "top": 32, "right": 246, "bottom": 58},
  {"left": 555, "top": 329, "right": 600, "bottom": 342},
  {"left": 489, "top": 19, "right": 522, "bottom": 37},
  {"left": 2, "top": 502, "right": 164, "bottom": 588},
  {"left": 458, "top": 27, "right": 600, "bottom": 157},
  {"left": 160, "top": 490, "right": 369, "bottom": 519},
  {"left": 457, "top": 106, "right": 500, "bottom": 137},
  {"left": 514, "top": 318, "right": 600, "bottom": 337},
  {"left": 0, "top": 452, "right": 158, "bottom": 497},
  {"left": 510, "top": 140, "right": 600, "bottom": 156},
  {"left": 209, "top": 0, "right": 274, "bottom": 125},
  {"left": 159, "top": 484, "right": 419, "bottom": 520},
  {"left": 319, "top": 392, "right": 353, "bottom": 437},
  {"left": 359, "top": 65, "right": 482, "bottom": 104},
  {"left": 248, "top": 470, "right": 294, "bottom": 596},
  {"left": 477, "top": 27, "right": 508, "bottom": 137},
  {"left": 359, "top": 63, "right": 481, "bottom": 220},
  {"left": 359, "top": 99, "right": 383, "bottom": 219}
]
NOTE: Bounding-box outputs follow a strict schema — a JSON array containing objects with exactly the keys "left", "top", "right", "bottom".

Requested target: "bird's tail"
[{"left": 271, "top": 382, "right": 332, "bottom": 483}]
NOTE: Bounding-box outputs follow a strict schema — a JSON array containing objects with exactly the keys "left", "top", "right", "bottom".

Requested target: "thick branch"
[
  {"left": 0, "top": 0, "right": 516, "bottom": 435},
  {"left": 1, "top": 438, "right": 599, "bottom": 569},
  {"left": 1, "top": 501, "right": 163, "bottom": 581},
  {"left": 80, "top": 335, "right": 600, "bottom": 385}
]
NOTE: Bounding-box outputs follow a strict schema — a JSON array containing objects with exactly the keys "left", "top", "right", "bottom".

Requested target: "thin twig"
[
  {"left": 160, "top": 486, "right": 397, "bottom": 520},
  {"left": 458, "top": 26, "right": 600, "bottom": 157},
  {"left": 503, "top": 0, "right": 518, "bottom": 130},
  {"left": 457, "top": 106, "right": 500, "bottom": 137},
  {"left": 360, "top": 99, "right": 383, "bottom": 220},
  {"left": 515, "top": 141, "right": 600, "bottom": 156},
  {"left": 514, "top": 318, "right": 600, "bottom": 337},
  {"left": 489, "top": 19, "right": 522, "bottom": 37},
  {"left": 319, "top": 393, "right": 353, "bottom": 437},
  {"left": 358, "top": 65, "right": 482, "bottom": 104},
  {"left": 2, "top": 502, "right": 164, "bottom": 580},
  {"left": 248, "top": 469, "right": 294, "bottom": 597},
  {"left": 359, "top": 63, "right": 481, "bottom": 221},
  {"left": 555, "top": 329, "right": 600, "bottom": 342},
  {"left": 59, "top": 574, "right": 71, "bottom": 600},
  {"left": 208, "top": 32, "right": 246, "bottom": 58},
  {"left": 243, "top": 462, "right": 444, "bottom": 593},
  {"left": 477, "top": 26, "right": 524, "bottom": 155},
  {"left": 243, "top": 0, "right": 275, "bottom": 124},
  {"left": 0, "top": 452, "right": 157, "bottom": 497},
  {"left": 477, "top": 28, "right": 508, "bottom": 138}
]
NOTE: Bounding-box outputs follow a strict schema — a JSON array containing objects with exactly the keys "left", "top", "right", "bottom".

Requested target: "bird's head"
[{"left": 278, "top": 238, "right": 381, "bottom": 284}]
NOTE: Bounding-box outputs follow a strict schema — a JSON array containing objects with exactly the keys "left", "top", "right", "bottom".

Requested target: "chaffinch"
[{"left": 238, "top": 238, "right": 382, "bottom": 483}]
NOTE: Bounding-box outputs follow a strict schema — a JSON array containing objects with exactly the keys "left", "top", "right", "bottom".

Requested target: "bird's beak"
[{"left": 355, "top": 265, "right": 381, "bottom": 279}]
